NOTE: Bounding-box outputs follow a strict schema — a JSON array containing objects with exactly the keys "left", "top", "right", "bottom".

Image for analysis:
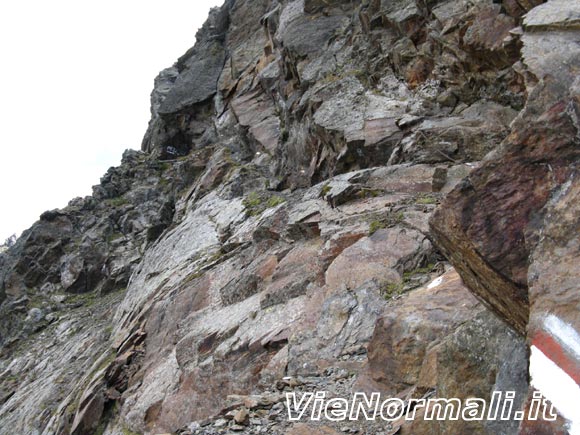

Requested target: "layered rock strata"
[{"left": 1, "top": 1, "right": 577, "bottom": 434}]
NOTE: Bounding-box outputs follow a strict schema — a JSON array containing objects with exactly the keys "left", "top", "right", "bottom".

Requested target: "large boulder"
[{"left": 430, "top": 1, "right": 580, "bottom": 431}]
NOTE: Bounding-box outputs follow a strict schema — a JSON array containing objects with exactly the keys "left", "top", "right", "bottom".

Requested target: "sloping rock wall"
[
  {"left": 430, "top": 1, "right": 580, "bottom": 432},
  {"left": 2, "top": 0, "right": 577, "bottom": 435}
]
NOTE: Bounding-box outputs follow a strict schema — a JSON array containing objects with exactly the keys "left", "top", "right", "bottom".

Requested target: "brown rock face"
[
  {"left": 325, "top": 227, "right": 432, "bottom": 292},
  {"left": 430, "top": 1, "right": 580, "bottom": 431},
  {"left": 366, "top": 270, "right": 483, "bottom": 392},
  {"left": 3, "top": 1, "right": 578, "bottom": 435},
  {"left": 365, "top": 269, "right": 528, "bottom": 435},
  {"left": 430, "top": 93, "right": 580, "bottom": 334},
  {"left": 430, "top": 0, "right": 580, "bottom": 335},
  {"left": 528, "top": 180, "right": 580, "bottom": 351},
  {"left": 285, "top": 424, "right": 342, "bottom": 435}
]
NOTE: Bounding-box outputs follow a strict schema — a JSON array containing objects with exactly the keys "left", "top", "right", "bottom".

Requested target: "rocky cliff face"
[
  {"left": 0, "top": 0, "right": 577, "bottom": 434},
  {"left": 430, "top": 1, "right": 580, "bottom": 433}
]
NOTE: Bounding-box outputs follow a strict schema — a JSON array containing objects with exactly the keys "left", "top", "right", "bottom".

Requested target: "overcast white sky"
[{"left": 0, "top": 0, "right": 223, "bottom": 243}]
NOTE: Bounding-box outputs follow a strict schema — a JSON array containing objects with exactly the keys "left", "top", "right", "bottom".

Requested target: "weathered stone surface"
[
  {"left": 0, "top": 291, "right": 122, "bottom": 435},
  {"left": 365, "top": 270, "right": 527, "bottom": 434},
  {"left": 0, "top": 150, "right": 184, "bottom": 347},
  {"left": 277, "top": 1, "right": 347, "bottom": 56},
  {"left": 363, "top": 164, "right": 448, "bottom": 193},
  {"left": 463, "top": 4, "right": 516, "bottom": 53},
  {"left": 524, "top": 0, "right": 580, "bottom": 30},
  {"left": 285, "top": 424, "right": 341, "bottom": 435},
  {"left": 430, "top": 9, "right": 580, "bottom": 335},
  {"left": 2, "top": 0, "right": 575, "bottom": 434},
  {"left": 398, "top": 102, "right": 518, "bottom": 164},
  {"left": 430, "top": 3, "right": 580, "bottom": 432},
  {"left": 311, "top": 83, "right": 406, "bottom": 158},
  {"left": 231, "top": 89, "right": 281, "bottom": 153},
  {"left": 430, "top": 95, "right": 579, "bottom": 333},
  {"left": 366, "top": 270, "right": 483, "bottom": 392},
  {"left": 158, "top": 5, "right": 229, "bottom": 115},
  {"left": 325, "top": 227, "right": 432, "bottom": 291},
  {"left": 526, "top": 177, "right": 580, "bottom": 433}
]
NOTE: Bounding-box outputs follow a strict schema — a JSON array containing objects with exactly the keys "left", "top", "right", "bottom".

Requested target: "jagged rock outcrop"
[
  {"left": 430, "top": 0, "right": 580, "bottom": 432},
  {"left": 1, "top": 0, "right": 576, "bottom": 434},
  {"left": 0, "top": 150, "right": 196, "bottom": 347}
]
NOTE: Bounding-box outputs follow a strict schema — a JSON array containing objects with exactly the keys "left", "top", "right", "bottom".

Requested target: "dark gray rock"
[
  {"left": 279, "top": 13, "right": 347, "bottom": 56},
  {"left": 158, "top": 41, "right": 227, "bottom": 115}
]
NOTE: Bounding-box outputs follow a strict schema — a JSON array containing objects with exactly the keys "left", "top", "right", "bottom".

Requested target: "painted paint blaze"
[
  {"left": 532, "top": 330, "right": 580, "bottom": 386},
  {"left": 530, "top": 315, "right": 580, "bottom": 435}
]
